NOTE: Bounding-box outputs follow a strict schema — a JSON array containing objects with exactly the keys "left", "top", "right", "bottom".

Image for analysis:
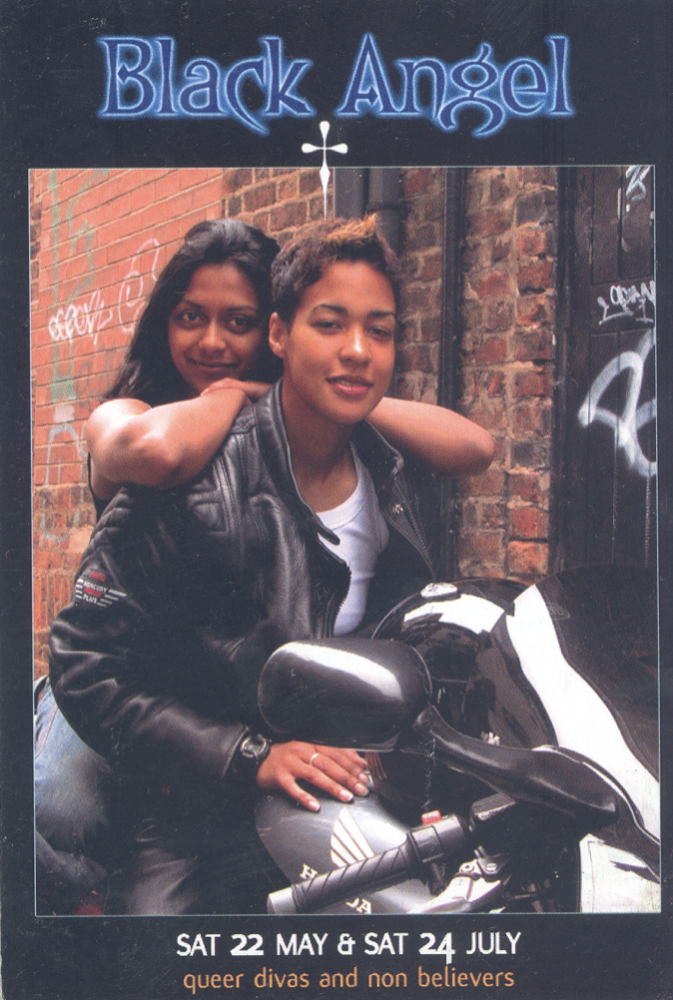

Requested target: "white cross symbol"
[{"left": 302, "top": 121, "right": 348, "bottom": 219}]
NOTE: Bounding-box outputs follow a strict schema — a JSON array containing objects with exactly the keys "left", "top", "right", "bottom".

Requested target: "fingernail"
[
  {"left": 358, "top": 772, "right": 369, "bottom": 785},
  {"left": 339, "top": 789, "right": 354, "bottom": 802},
  {"left": 307, "top": 799, "right": 320, "bottom": 812},
  {"left": 355, "top": 783, "right": 369, "bottom": 797}
]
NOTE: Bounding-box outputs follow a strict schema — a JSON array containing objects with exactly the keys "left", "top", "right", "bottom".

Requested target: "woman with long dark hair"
[{"left": 85, "top": 217, "right": 282, "bottom": 514}]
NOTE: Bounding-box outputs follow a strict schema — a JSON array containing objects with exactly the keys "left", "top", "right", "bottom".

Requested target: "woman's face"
[{"left": 168, "top": 262, "right": 265, "bottom": 396}]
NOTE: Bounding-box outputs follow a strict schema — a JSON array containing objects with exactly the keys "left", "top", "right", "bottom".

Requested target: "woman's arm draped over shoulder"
[
  {"left": 368, "top": 397, "right": 494, "bottom": 476},
  {"left": 86, "top": 380, "right": 272, "bottom": 499}
]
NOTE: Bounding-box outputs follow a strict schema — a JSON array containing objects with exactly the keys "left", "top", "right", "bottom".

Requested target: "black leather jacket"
[{"left": 50, "top": 382, "right": 433, "bottom": 799}]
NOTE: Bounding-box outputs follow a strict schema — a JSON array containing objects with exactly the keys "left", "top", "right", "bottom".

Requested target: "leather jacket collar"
[{"left": 254, "top": 380, "right": 405, "bottom": 545}]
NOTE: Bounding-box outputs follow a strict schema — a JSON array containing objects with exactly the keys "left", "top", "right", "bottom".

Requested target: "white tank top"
[{"left": 319, "top": 448, "right": 389, "bottom": 635}]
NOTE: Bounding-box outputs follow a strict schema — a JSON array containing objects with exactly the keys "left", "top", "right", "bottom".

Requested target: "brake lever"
[
  {"left": 408, "top": 705, "right": 618, "bottom": 827},
  {"left": 410, "top": 855, "right": 508, "bottom": 914}
]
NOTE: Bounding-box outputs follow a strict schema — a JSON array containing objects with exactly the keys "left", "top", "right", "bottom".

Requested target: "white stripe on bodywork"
[
  {"left": 579, "top": 835, "right": 660, "bottom": 912},
  {"left": 506, "top": 585, "right": 659, "bottom": 838},
  {"left": 404, "top": 595, "right": 505, "bottom": 633}
]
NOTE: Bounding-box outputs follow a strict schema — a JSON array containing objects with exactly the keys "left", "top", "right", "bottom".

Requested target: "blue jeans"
[{"left": 35, "top": 678, "right": 113, "bottom": 908}]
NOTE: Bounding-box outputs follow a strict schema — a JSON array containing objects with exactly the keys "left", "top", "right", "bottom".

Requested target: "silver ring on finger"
[{"left": 309, "top": 752, "right": 320, "bottom": 767}]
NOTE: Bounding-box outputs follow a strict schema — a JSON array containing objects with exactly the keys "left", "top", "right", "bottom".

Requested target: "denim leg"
[{"left": 35, "top": 678, "right": 113, "bottom": 862}]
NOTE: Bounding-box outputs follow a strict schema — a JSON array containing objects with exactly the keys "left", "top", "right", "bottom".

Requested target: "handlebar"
[{"left": 267, "top": 812, "right": 468, "bottom": 914}]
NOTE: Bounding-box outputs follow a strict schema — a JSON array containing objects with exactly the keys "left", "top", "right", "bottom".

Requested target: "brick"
[
  {"left": 242, "top": 182, "right": 277, "bottom": 212},
  {"left": 419, "top": 251, "right": 442, "bottom": 281},
  {"left": 510, "top": 506, "right": 549, "bottom": 539},
  {"left": 299, "top": 170, "right": 321, "bottom": 196},
  {"left": 395, "top": 342, "right": 438, "bottom": 374},
  {"left": 491, "top": 238, "right": 511, "bottom": 264},
  {"left": 512, "top": 402, "right": 552, "bottom": 436},
  {"left": 457, "top": 532, "right": 506, "bottom": 571},
  {"left": 510, "top": 472, "right": 549, "bottom": 504},
  {"left": 421, "top": 197, "right": 444, "bottom": 223},
  {"left": 489, "top": 172, "right": 514, "bottom": 204},
  {"left": 521, "top": 166, "right": 557, "bottom": 187},
  {"left": 420, "top": 315, "right": 442, "bottom": 342},
  {"left": 511, "top": 439, "right": 551, "bottom": 469},
  {"left": 251, "top": 209, "right": 271, "bottom": 233},
  {"left": 485, "top": 372, "right": 505, "bottom": 396},
  {"left": 405, "top": 283, "right": 433, "bottom": 312},
  {"left": 471, "top": 269, "right": 512, "bottom": 299},
  {"left": 463, "top": 176, "right": 487, "bottom": 214},
  {"left": 463, "top": 336, "right": 507, "bottom": 365},
  {"left": 406, "top": 223, "right": 440, "bottom": 253},
  {"left": 402, "top": 168, "right": 434, "bottom": 197},
  {"left": 517, "top": 258, "right": 554, "bottom": 294},
  {"left": 270, "top": 200, "right": 307, "bottom": 231},
  {"left": 223, "top": 194, "right": 239, "bottom": 216},
  {"left": 513, "top": 328, "right": 554, "bottom": 361},
  {"left": 514, "top": 368, "right": 552, "bottom": 397},
  {"left": 461, "top": 499, "right": 507, "bottom": 531},
  {"left": 308, "top": 195, "right": 325, "bottom": 221},
  {"left": 391, "top": 370, "right": 425, "bottom": 401},
  {"left": 517, "top": 294, "right": 553, "bottom": 326},
  {"left": 507, "top": 541, "right": 548, "bottom": 578},
  {"left": 516, "top": 225, "right": 550, "bottom": 257},
  {"left": 224, "top": 168, "right": 253, "bottom": 192},
  {"left": 465, "top": 467, "right": 507, "bottom": 496},
  {"left": 483, "top": 299, "right": 514, "bottom": 333},
  {"left": 516, "top": 188, "right": 556, "bottom": 226},
  {"left": 462, "top": 299, "right": 484, "bottom": 332},
  {"left": 466, "top": 205, "right": 514, "bottom": 238},
  {"left": 277, "top": 175, "right": 299, "bottom": 201}
]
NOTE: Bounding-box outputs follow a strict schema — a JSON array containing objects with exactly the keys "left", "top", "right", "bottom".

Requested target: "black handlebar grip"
[{"left": 270, "top": 814, "right": 468, "bottom": 914}]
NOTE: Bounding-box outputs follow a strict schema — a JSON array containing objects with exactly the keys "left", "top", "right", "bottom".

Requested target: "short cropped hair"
[{"left": 271, "top": 216, "right": 402, "bottom": 327}]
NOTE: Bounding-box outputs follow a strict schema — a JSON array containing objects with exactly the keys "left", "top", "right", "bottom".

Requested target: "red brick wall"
[
  {"left": 393, "top": 168, "right": 445, "bottom": 404},
  {"left": 457, "top": 167, "right": 557, "bottom": 580}
]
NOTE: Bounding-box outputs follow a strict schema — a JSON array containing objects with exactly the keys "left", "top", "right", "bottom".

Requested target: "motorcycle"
[{"left": 254, "top": 566, "right": 660, "bottom": 915}]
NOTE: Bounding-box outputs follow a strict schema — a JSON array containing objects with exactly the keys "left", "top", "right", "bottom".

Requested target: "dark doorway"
[{"left": 555, "top": 167, "right": 656, "bottom": 570}]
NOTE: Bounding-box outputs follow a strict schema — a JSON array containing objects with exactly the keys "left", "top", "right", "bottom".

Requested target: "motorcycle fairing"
[{"left": 255, "top": 792, "right": 432, "bottom": 913}]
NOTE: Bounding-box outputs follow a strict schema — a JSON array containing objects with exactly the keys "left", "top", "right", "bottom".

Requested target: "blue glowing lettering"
[
  {"left": 336, "top": 33, "right": 397, "bottom": 115},
  {"left": 262, "top": 37, "right": 314, "bottom": 117},
  {"left": 336, "top": 33, "right": 574, "bottom": 137},
  {"left": 179, "top": 59, "right": 222, "bottom": 115},
  {"left": 97, "top": 35, "right": 314, "bottom": 134},
  {"left": 97, "top": 33, "right": 574, "bottom": 137}
]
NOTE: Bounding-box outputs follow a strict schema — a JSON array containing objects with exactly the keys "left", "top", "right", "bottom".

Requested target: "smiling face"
[
  {"left": 168, "top": 261, "right": 265, "bottom": 395},
  {"left": 269, "top": 261, "right": 396, "bottom": 431}
]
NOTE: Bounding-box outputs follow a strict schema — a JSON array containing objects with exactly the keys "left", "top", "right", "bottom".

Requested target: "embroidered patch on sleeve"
[{"left": 74, "top": 569, "right": 127, "bottom": 609}]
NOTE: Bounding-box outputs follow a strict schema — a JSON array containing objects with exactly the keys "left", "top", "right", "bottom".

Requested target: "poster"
[{"left": 1, "top": 1, "right": 671, "bottom": 997}]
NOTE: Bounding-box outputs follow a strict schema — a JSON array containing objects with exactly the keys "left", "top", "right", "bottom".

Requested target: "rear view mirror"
[{"left": 258, "top": 638, "right": 431, "bottom": 750}]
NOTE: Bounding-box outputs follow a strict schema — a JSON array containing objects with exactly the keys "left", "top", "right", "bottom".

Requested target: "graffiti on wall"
[
  {"left": 47, "top": 239, "right": 160, "bottom": 345},
  {"left": 577, "top": 328, "right": 656, "bottom": 480},
  {"left": 624, "top": 165, "right": 651, "bottom": 207},
  {"left": 596, "top": 280, "right": 655, "bottom": 328},
  {"left": 40, "top": 172, "right": 161, "bottom": 542}
]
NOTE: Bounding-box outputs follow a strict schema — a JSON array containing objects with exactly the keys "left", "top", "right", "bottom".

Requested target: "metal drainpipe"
[
  {"left": 437, "top": 170, "right": 464, "bottom": 580},
  {"left": 366, "top": 168, "right": 401, "bottom": 253}
]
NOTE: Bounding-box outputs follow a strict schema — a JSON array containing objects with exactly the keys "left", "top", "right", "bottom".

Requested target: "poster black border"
[{"left": 1, "top": 2, "right": 672, "bottom": 998}]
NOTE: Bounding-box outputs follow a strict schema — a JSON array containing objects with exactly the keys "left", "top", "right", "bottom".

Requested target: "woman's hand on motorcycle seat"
[{"left": 256, "top": 742, "right": 370, "bottom": 812}]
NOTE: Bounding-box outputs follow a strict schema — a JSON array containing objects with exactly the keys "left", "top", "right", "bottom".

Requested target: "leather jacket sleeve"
[{"left": 49, "top": 484, "right": 279, "bottom": 794}]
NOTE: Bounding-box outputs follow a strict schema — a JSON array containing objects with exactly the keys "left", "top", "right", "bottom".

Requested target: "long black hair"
[{"left": 107, "top": 219, "right": 282, "bottom": 406}]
